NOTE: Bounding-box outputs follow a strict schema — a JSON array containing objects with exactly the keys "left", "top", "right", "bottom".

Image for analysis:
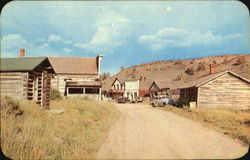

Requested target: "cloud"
[
  {"left": 1, "top": 34, "right": 33, "bottom": 51},
  {"left": 38, "top": 43, "right": 50, "bottom": 49},
  {"left": 63, "top": 48, "right": 73, "bottom": 54},
  {"left": 74, "top": 10, "right": 132, "bottom": 53},
  {"left": 48, "top": 34, "right": 62, "bottom": 42},
  {"left": 1, "top": 34, "right": 60, "bottom": 58},
  {"left": 62, "top": 39, "right": 73, "bottom": 44},
  {"left": 36, "top": 38, "right": 46, "bottom": 42},
  {"left": 48, "top": 34, "right": 73, "bottom": 44},
  {"left": 165, "top": 6, "right": 171, "bottom": 12},
  {"left": 138, "top": 27, "right": 243, "bottom": 50}
]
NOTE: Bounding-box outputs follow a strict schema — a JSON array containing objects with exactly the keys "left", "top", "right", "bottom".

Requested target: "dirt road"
[{"left": 97, "top": 103, "right": 248, "bottom": 159}]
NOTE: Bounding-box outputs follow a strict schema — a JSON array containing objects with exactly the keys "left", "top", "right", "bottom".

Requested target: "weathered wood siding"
[
  {"left": 51, "top": 74, "right": 98, "bottom": 95},
  {"left": 179, "top": 88, "right": 198, "bottom": 106},
  {"left": 198, "top": 73, "right": 250, "bottom": 109},
  {"left": 0, "top": 72, "right": 28, "bottom": 99}
]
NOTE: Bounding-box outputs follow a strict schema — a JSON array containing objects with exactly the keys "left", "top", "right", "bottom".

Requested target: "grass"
[
  {"left": 1, "top": 97, "right": 120, "bottom": 160},
  {"left": 159, "top": 105, "right": 250, "bottom": 146}
]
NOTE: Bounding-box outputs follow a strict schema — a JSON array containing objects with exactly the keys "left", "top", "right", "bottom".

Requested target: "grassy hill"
[{"left": 102, "top": 54, "right": 250, "bottom": 90}]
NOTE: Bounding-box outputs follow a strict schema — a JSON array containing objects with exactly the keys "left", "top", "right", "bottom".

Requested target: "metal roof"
[{"left": 0, "top": 57, "right": 47, "bottom": 71}]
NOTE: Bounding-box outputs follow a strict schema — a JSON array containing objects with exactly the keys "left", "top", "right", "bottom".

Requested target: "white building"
[{"left": 111, "top": 78, "right": 139, "bottom": 100}]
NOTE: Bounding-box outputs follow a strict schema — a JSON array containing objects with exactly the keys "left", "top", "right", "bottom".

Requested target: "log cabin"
[
  {"left": 48, "top": 55, "right": 103, "bottom": 100},
  {"left": 149, "top": 80, "right": 183, "bottom": 99},
  {"left": 179, "top": 69, "right": 250, "bottom": 110},
  {"left": 0, "top": 49, "right": 55, "bottom": 109}
]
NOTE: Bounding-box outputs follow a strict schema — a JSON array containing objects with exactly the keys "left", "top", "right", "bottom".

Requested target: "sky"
[{"left": 1, "top": 1, "right": 249, "bottom": 75}]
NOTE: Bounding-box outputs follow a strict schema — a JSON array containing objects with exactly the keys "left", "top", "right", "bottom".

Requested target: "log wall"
[
  {"left": 198, "top": 73, "right": 250, "bottom": 109},
  {"left": 0, "top": 72, "right": 28, "bottom": 99}
]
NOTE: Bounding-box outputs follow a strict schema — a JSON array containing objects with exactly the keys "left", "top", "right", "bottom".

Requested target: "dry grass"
[
  {"left": 159, "top": 106, "right": 250, "bottom": 146},
  {"left": 1, "top": 97, "right": 119, "bottom": 160}
]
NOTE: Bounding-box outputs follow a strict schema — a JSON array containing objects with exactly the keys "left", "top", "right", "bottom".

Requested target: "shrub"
[
  {"left": 197, "top": 62, "right": 206, "bottom": 71},
  {"left": 50, "top": 88, "right": 61, "bottom": 100},
  {"left": 222, "top": 58, "right": 228, "bottom": 64},
  {"left": 236, "top": 57, "right": 245, "bottom": 65},
  {"left": 185, "top": 66, "right": 195, "bottom": 75},
  {"left": 175, "top": 73, "right": 184, "bottom": 81},
  {"left": 212, "top": 60, "right": 217, "bottom": 64},
  {"left": 174, "top": 61, "right": 182, "bottom": 65}
]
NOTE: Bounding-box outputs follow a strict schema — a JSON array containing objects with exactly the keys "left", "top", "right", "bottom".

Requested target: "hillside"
[{"left": 101, "top": 54, "right": 250, "bottom": 90}]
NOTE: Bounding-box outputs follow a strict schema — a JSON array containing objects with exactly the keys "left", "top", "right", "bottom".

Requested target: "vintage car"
[
  {"left": 150, "top": 95, "right": 169, "bottom": 107},
  {"left": 117, "top": 97, "right": 130, "bottom": 103}
]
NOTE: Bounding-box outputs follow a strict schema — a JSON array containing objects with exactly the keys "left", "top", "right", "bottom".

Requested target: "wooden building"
[
  {"left": 179, "top": 70, "right": 250, "bottom": 109},
  {"left": 0, "top": 50, "right": 55, "bottom": 109},
  {"left": 149, "top": 80, "right": 171, "bottom": 97},
  {"left": 109, "top": 78, "right": 139, "bottom": 101},
  {"left": 149, "top": 80, "right": 183, "bottom": 98},
  {"left": 48, "top": 55, "right": 103, "bottom": 100},
  {"left": 139, "top": 80, "right": 152, "bottom": 100}
]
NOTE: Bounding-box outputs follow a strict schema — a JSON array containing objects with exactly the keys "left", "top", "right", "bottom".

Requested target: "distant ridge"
[{"left": 101, "top": 54, "right": 250, "bottom": 90}]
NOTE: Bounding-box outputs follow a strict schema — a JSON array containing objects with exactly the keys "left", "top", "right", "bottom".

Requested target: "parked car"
[
  {"left": 168, "top": 97, "right": 179, "bottom": 106},
  {"left": 136, "top": 97, "right": 143, "bottom": 103},
  {"left": 117, "top": 97, "right": 129, "bottom": 103},
  {"left": 151, "top": 95, "right": 169, "bottom": 107}
]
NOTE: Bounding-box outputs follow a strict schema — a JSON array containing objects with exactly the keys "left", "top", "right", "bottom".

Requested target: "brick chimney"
[
  {"left": 210, "top": 64, "right": 215, "bottom": 74},
  {"left": 19, "top": 48, "right": 25, "bottom": 58}
]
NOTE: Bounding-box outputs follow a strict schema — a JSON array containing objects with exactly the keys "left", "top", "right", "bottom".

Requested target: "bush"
[
  {"left": 185, "top": 66, "right": 195, "bottom": 75},
  {"left": 175, "top": 73, "right": 184, "bottom": 81},
  {"left": 50, "top": 88, "right": 61, "bottom": 100},
  {"left": 174, "top": 61, "right": 182, "bottom": 65},
  {"left": 222, "top": 58, "right": 228, "bottom": 64},
  {"left": 236, "top": 57, "right": 245, "bottom": 65},
  {"left": 212, "top": 60, "right": 217, "bottom": 64},
  {"left": 197, "top": 62, "right": 206, "bottom": 71}
]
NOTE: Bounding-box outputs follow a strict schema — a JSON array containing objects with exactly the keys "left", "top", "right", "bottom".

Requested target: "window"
[
  {"left": 121, "top": 84, "right": 123, "bottom": 90},
  {"left": 117, "top": 84, "right": 119, "bottom": 90},
  {"left": 114, "top": 85, "right": 116, "bottom": 90},
  {"left": 68, "top": 88, "right": 83, "bottom": 94},
  {"left": 134, "top": 92, "right": 138, "bottom": 98},
  {"left": 85, "top": 88, "right": 99, "bottom": 94}
]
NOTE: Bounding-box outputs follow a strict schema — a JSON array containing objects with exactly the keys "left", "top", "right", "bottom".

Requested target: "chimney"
[
  {"left": 19, "top": 48, "right": 25, "bottom": 58},
  {"left": 210, "top": 64, "right": 215, "bottom": 74},
  {"left": 97, "top": 54, "right": 104, "bottom": 78}
]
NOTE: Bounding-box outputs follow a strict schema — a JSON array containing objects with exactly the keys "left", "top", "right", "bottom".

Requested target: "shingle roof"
[
  {"left": 0, "top": 57, "right": 47, "bottom": 71},
  {"left": 179, "top": 70, "right": 250, "bottom": 89},
  {"left": 48, "top": 57, "right": 98, "bottom": 74}
]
